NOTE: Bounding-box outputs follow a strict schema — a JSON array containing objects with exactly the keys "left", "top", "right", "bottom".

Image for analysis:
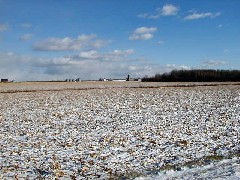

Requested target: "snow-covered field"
[
  {"left": 138, "top": 157, "right": 240, "bottom": 180},
  {"left": 0, "top": 82, "right": 239, "bottom": 179}
]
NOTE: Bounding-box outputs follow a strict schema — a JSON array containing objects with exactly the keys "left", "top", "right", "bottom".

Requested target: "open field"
[
  {"left": 1, "top": 81, "right": 240, "bottom": 93},
  {"left": 0, "top": 82, "right": 239, "bottom": 179}
]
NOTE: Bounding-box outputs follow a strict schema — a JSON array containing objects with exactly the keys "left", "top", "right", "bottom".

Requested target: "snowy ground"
[
  {"left": 137, "top": 157, "right": 240, "bottom": 180},
  {"left": 0, "top": 82, "right": 239, "bottom": 179}
]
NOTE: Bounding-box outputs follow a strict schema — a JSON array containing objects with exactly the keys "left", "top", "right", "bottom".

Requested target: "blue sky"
[{"left": 0, "top": 0, "right": 239, "bottom": 81}]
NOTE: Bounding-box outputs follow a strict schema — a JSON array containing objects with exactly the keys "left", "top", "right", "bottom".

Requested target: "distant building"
[
  {"left": 75, "top": 78, "right": 81, "bottom": 82},
  {"left": 99, "top": 78, "right": 109, "bottom": 81},
  {"left": 98, "top": 75, "right": 141, "bottom": 82},
  {"left": 65, "top": 78, "right": 81, "bottom": 82},
  {"left": 126, "top": 74, "right": 141, "bottom": 81},
  {"left": 126, "top": 74, "right": 130, "bottom": 81},
  {"left": 1, "top": 79, "right": 8, "bottom": 83}
]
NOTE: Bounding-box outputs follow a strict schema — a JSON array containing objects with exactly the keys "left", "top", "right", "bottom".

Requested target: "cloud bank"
[
  {"left": 1, "top": 51, "right": 225, "bottom": 81},
  {"left": 0, "top": 51, "right": 189, "bottom": 81}
]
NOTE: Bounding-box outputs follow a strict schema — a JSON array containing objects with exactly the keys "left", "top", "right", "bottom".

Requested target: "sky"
[{"left": 0, "top": 0, "right": 239, "bottom": 81}]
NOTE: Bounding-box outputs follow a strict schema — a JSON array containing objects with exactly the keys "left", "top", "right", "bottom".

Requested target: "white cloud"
[
  {"left": 0, "top": 24, "right": 8, "bottom": 31},
  {"left": 107, "top": 49, "right": 134, "bottom": 57},
  {"left": 184, "top": 12, "right": 221, "bottom": 20},
  {"left": 161, "top": 4, "right": 179, "bottom": 16},
  {"left": 134, "top": 27, "right": 157, "bottom": 34},
  {"left": 166, "top": 64, "right": 190, "bottom": 70},
  {"left": 129, "top": 27, "right": 157, "bottom": 40},
  {"left": 32, "top": 34, "right": 109, "bottom": 51},
  {"left": 166, "top": 64, "right": 176, "bottom": 68},
  {"left": 201, "top": 60, "right": 226, "bottom": 68},
  {"left": 73, "top": 49, "right": 135, "bottom": 61},
  {"left": 137, "top": 13, "right": 149, "bottom": 18},
  {"left": 179, "top": 65, "right": 191, "bottom": 70},
  {"left": 124, "top": 64, "right": 161, "bottom": 78},
  {"left": 138, "top": 4, "right": 179, "bottom": 19},
  {"left": 19, "top": 33, "right": 33, "bottom": 41},
  {"left": 130, "top": 33, "right": 153, "bottom": 40},
  {"left": 78, "top": 50, "right": 100, "bottom": 59}
]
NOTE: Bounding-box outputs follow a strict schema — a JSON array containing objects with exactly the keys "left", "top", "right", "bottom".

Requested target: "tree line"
[{"left": 142, "top": 69, "right": 240, "bottom": 82}]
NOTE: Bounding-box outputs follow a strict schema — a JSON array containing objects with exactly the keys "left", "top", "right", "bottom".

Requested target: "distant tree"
[{"left": 142, "top": 69, "right": 240, "bottom": 82}]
